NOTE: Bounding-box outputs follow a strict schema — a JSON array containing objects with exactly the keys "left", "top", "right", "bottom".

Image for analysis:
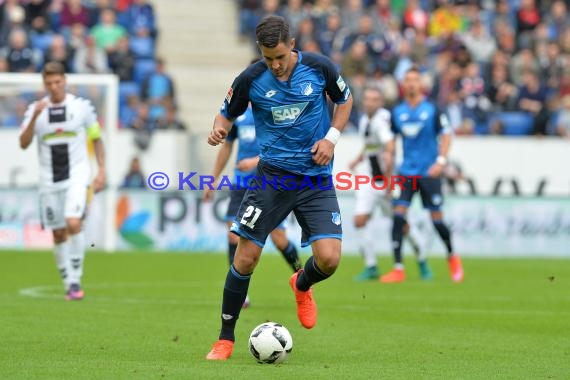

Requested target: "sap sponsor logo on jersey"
[
  {"left": 238, "top": 125, "right": 256, "bottom": 142},
  {"left": 401, "top": 122, "right": 424, "bottom": 137},
  {"left": 271, "top": 102, "right": 308, "bottom": 125}
]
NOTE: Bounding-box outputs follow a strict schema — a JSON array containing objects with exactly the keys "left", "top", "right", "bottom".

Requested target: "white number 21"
[{"left": 240, "top": 205, "right": 262, "bottom": 229}]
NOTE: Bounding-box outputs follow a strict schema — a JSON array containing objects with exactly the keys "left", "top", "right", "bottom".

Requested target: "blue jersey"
[
  {"left": 220, "top": 50, "right": 351, "bottom": 176},
  {"left": 226, "top": 106, "right": 258, "bottom": 183},
  {"left": 391, "top": 99, "right": 451, "bottom": 176}
]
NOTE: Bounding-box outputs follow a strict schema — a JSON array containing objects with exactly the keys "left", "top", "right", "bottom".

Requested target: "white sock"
[
  {"left": 54, "top": 241, "right": 72, "bottom": 290},
  {"left": 356, "top": 226, "right": 377, "bottom": 268},
  {"left": 68, "top": 231, "right": 86, "bottom": 285}
]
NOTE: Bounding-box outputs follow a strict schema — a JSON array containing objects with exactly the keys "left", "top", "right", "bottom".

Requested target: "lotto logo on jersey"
[{"left": 271, "top": 102, "right": 308, "bottom": 125}]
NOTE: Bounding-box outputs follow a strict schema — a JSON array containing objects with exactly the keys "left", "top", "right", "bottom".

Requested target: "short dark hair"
[
  {"left": 42, "top": 61, "right": 66, "bottom": 77},
  {"left": 405, "top": 66, "right": 421, "bottom": 76},
  {"left": 256, "top": 15, "right": 291, "bottom": 48}
]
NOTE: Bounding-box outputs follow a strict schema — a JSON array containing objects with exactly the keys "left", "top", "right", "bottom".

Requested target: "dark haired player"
[
  {"left": 381, "top": 68, "right": 464, "bottom": 283},
  {"left": 205, "top": 15, "right": 353, "bottom": 360}
]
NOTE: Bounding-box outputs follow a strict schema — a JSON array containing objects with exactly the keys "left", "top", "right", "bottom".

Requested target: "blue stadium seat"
[
  {"left": 133, "top": 59, "right": 156, "bottom": 84},
  {"left": 488, "top": 112, "right": 534, "bottom": 136},
  {"left": 119, "top": 81, "right": 140, "bottom": 105},
  {"left": 129, "top": 36, "right": 155, "bottom": 59}
]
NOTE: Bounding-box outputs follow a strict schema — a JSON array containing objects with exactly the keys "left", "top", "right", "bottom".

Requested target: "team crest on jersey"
[
  {"left": 299, "top": 82, "right": 313, "bottom": 96},
  {"left": 331, "top": 212, "right": 341, "bottom": 226},
  {"left": 271, "top": 102, "right": 308, "bottom": 125},
  {"left": 225, "top": 87, "right": 233, "bottom": 103},
  {"left": 420, "top": 111, "right": 429, "bottom": 120}
]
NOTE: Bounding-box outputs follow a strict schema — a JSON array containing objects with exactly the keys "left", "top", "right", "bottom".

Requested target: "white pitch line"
[{"left": 18, "top": 282, "right": 219, "bottom": 306}]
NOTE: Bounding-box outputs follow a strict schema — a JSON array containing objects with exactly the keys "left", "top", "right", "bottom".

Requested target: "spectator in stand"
[
  {"left": 517, "top": 69, "right": 550, "bottom": 136},
  {"left": 0, "top": 0, "right": 27, "bottom": 46},
  {"left": 462, "top": 18, "right": 496, "bottom": 67},
  {"left": 25, "top": 0, "right": 52, "bottom": 33},
  {"left": 158, "top": 103, "right": 186, "bottom": 130},
  {"left": 340, "top": 0, "right": 365, "bottom": 34},
  {"left": 120, "top": 94, "right": 139, "bottom": 128},
  {"left": 44, "top": 33, "right": 74, "bottom": 72},
  {"left": 90, "top": 7, "right": 127, "bottom": 53},
  {"left": 108, "top": 35, "right": 135, "bottom": 81},
  {"left": 516, "top": 0, "right": 541, "bottom": 49},
  {"left": 1, "top": 28, "right": 41, "bottom": 73},
  {"left": 121, "top": 0, "right": 157, "bottom": 40},
  {"left": 140, "top": 57, "right": 176, "bottom": 121},
  {"left": 59, "top": 0, "right": 90, "bottom": 31},
  {"left": 121, "top": 157, "right": 146, "bottom": 189},
  {"left": 281, "top": 0, "right": 309, "bottom": 37},
  {"left": 401, "top": 0, "right": 429, "bottom": 33},
  {"left": 486, "top": 63, "right": 518, "bottom": 112},
  {"left": 545, "top": 1, "right": 570, "bottom": 41},
  {"left": 74, "top": 35, "right": 108, "bottom": 73}
]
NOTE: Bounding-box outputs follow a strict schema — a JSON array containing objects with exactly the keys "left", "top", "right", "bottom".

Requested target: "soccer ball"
[{"left": 248, "top": 322, "right": 293, "bottom": 364}]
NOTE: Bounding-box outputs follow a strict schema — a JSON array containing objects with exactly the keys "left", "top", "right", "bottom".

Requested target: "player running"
[
  {"left": 349, "top": 86, "right": 432, "bottom": 281},
  {"left": 203, "top": 101, "right": 303, "bottom": 308},
  {"left": 205, "top": 15, "right": 353, "bottom": 360},
  {"left": 380, "top": 67, "right": 464, "bottom": 283}
]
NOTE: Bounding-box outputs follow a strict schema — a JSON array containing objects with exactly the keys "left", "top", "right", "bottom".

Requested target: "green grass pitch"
[{"left": 0, "top": 250, "right": 568, "bottom": 379}]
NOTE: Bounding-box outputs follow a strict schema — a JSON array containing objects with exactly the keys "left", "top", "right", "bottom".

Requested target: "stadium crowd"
[
  {"left": 0, "top": 0, "right": 184, "bottom": 133},
  {"left": 237, "top": 0, "right": 570, "bottom": 137}
]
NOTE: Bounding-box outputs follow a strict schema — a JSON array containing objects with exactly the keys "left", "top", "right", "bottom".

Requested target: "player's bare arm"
[
  {"left": 208, "top": 113, "right": 234, "bottom": 146},
  {"left": 20, "top": 100, "right": 47, "bottom": 149},
  {"left": 428, "top": 133, "right": 451, "bottom": 178},
  {"left": 311, "top": 95, "right": 353, "bottom": 166},
  {"left": 203, "top": 141, "right": 234, "bottom": 202},
  {"left": 236, "top": 156, "right": 259, "bottom": 172},
  {"left": 92, "top": 138, "right": 106, "bottom": 193},
  {"left": 348, "top": 150, "right": 364, "bottom": 172}
]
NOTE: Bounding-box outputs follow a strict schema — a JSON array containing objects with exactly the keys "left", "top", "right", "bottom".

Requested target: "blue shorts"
[
  {"left": 393, "top": 176, "right": 443, "bottom": 211},
  {"left": 230, "top": 161, "right": 342, "bottom": 248},
  {"left": 225, "top": 186, "right": 286, "bottom": 230}
]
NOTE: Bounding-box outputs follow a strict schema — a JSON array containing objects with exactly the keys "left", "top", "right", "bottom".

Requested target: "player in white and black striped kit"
[
  {"left": 19, "top": 62, "right": 106, "bottom": 300},
  {"left": 349, "top": 86, "right": 432, "bottom": 281}
]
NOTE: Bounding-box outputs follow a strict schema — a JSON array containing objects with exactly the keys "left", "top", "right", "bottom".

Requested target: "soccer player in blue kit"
[
  {"left": 203, "top": 100, "right": 303, "bottom": 308},
  {"left": 380, "top": 68, "right": 464, "bottom": 284},
  {"left": 205, "top": 15, "right": 353, "bottom": 360}
]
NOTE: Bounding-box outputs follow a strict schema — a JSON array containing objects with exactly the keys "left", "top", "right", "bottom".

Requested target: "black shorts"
[
  {"left": 393, "top": 176, "right": 443, "bottom": 211},
  {"left": 226, "top": 187, "right": 287, "bottom": 229},
  {"left": 230, "top": 161, "right": 342, "bottom": 248}
]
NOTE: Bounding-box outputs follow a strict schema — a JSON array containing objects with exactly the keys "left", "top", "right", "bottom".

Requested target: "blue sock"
[
  {"left": 228, "top": 242, "right": 237, "bottom": 266},
  {"left": 279, "top": 241, "right": 302, "bottom": 272},
  {"left": 433, "top": 220, "right": 453, "bottom": 256},
  {"left": 296, "top": 256, "right": 330, "bottom": 292},
  {"left": 392, "top": 214, "right": 405, "bottom": 265},
  {"left": 219, "top": 265, "right": 251, "bottom": 341}
]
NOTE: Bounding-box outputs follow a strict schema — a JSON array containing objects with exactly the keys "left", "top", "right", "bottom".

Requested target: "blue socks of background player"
[
  {"left": 392, "top": 214, "right": 406, "bottom": 265},
  {"left": 228, "top": 242, "right": 237, "bottom": 266},
  {"left": 219, "top": 264, "right": 251, "bottom": 341},
  {"left": 296, "top": 256, "right": 330, "bottom": 291},
  {"left": 279, "top": 241, "right": 302, "bottom": 272},
  {"left": 433, "top": 220, "right": 454, "bottom": 255}
]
